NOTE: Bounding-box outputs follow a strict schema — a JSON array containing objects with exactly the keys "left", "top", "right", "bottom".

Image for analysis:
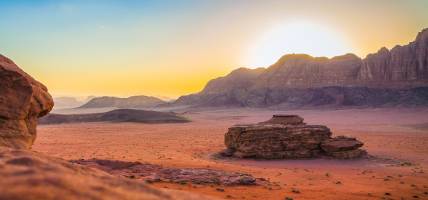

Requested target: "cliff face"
[
  {"left": 359, "top": 28, "right": 428, "bottom": 84},
  {"left": 255, "top": 53, "right": 362, "bottom": 89},
  {"left": 175, "top": 28, "right": 428, "bottom": 107}
]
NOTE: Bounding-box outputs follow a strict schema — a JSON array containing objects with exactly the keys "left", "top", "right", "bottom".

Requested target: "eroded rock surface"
[
  {"left": 73, "top": 159, "right": 258, "bottom": 186},
  {"left": 321, "top": 136, "right": 366, "bottom": 159},
  {"left": 0, "top": 147, "right": 213, "bottom": 200},
  {"left": 224, "top": 115, "right": 366, "bottom": 159},
  {"left": 359, "top": 28, "right": 428, "bottom": 82},
  {"left": 0, "top": 54, "right": 54, "bottom": 149}
]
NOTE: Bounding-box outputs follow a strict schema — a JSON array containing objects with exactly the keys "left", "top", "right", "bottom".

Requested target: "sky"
[{"left": 1, "top": 0, "right": 428, "bottom": 98}]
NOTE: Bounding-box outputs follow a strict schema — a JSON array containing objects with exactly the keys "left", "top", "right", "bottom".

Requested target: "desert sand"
[{"left": 33, "top": 108, "right": 428, "bottom": 200}]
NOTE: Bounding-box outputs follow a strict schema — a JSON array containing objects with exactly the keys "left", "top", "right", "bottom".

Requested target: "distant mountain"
[
  {"left": 39, "top": 109, "right": 189, "bottom": 124},
  {"left": 79, "top": 95, "right": 166, "bottom": 109},
  {"left": 54, "top": 97, "right": 86, "bottom": 109},
  {"left": 175, "top": 28, "right": 428, "bottom": 107}
]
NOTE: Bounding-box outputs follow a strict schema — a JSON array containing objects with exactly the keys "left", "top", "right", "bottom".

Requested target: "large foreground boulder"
[
  {"left": 0, "top": 54, "right": 54, "bottom": 149},
  {"left": 224, "top": 115, "right": 366, "bottom": 159}
]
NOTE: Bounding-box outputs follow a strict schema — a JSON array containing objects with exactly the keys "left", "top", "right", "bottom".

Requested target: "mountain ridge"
[{"left": 175, "top": 28, "right": 428, "bottom": 107}]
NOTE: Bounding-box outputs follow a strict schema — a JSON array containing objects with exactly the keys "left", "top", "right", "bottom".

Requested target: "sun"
[{"left": 242, "top": 21, "right": 355, "bottom": 68}]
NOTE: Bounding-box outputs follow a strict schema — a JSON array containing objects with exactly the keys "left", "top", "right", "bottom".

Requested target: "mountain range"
[{"left": 174, "top": 28, "right": 428, "bottom": 108}]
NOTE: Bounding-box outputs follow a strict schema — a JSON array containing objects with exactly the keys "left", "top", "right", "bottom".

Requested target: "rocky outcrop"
[
  {"left": 223, "top": 115, "right": 366, "bottom": 159},
  {"left": 175, "top": 28, "right": 428, "bottom": 108},
  {"left": 73, "top": 159, "right": 258, "bottom": 186},
  {"left": 0, "top": 147, "right": 213, "bottom": 200},
  {"left": 320, "top": 136, "right": 366, "bottom": 159},
  {"left": 80, "top": 95, "right": 166, "bottom": 109},
  {"left": 0, "top": 54, "right": 54, "bottom": 149}
]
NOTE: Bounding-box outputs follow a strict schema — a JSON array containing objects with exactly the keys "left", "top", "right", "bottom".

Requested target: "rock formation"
[
  {"left": 0, "top": 54, "right": 54, "bottom": 149},
  {"left": 321, "top": 136, "right": 366, "bottom": 159},
  {"left": 223, "top": 115, "right": 366, "bottom": 159},
  {"left": 175, "top": 28, "right": 428, "bottom": 107},
  {"left": 39, "top": 109, "right": 190, "bottom": 124},
  {"left": 0, "top": 54, "right": 213, "bottom": 200},
  {"left": 359, "top": 28, "right": 428, "bottom": 82},
  {"left": 73, "top": 159, "right": 257, "bottom": 186},
  {"left": 0, "top": 147, "right": 212, "bottom": 200},
  {"left": 80, "top": 95, "right": 166, "bottom": 109}
]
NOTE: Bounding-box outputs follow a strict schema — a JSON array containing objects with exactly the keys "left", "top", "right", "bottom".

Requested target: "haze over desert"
[{"left": 1, "top": 1, "right": 428, "bottom": 200}]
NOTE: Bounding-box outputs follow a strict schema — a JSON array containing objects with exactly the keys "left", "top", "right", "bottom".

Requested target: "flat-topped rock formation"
[
  {"left": 223, "top": 115, "right": 366, "bottom": 159},
  {"left": 259, "top": 114, "right": 305, "bottom": 125},
  {"left": 175, "top": 28, "right": 428, "bottom": 108}
]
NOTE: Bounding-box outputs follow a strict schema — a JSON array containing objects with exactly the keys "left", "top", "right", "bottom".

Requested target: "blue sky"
[{"left": 1, "top": 0, "right": 427, "bottom": 97}]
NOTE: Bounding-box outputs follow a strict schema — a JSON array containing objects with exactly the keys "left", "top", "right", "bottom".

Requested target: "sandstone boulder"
[
  {"left": 0, "top": 54, "right": 54, "bottom": 149},
  {"left": 320, "top": 136, "right": 364, "bottom": 152},
  {"left": 224, "top": 115, "right": 366, "bottom": 159},
  {"left": 321, "top": 136, "right": 366, "bottom": 159}
]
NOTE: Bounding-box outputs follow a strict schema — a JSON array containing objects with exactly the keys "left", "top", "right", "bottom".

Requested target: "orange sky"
[{"left": 1, "top": 1, "right": 427, "bottom": 98}]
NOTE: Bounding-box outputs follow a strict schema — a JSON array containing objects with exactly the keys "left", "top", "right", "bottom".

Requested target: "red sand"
[{"left": 34, "top": 108, "right": 428, "bottom": 200}]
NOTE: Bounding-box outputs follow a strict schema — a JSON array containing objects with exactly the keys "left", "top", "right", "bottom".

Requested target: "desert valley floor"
[{"left": 34, "top": 108, "right": 428, "bottom": 200}]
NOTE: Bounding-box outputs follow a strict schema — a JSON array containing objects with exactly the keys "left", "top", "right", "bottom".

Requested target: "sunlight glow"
[{"left": 243, "top": 21, "right": 355, "bottom": 68}]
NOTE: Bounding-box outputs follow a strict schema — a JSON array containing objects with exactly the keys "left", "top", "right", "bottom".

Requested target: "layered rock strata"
[
  {"left": 175, "top": 28, "right": 428, "bottom": 107},
  {"left": 223, "top": 115, "right": 366, "bottom": 159},
  {"left": 321, "top": 136, "right": 366, "bottom": 159}
]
